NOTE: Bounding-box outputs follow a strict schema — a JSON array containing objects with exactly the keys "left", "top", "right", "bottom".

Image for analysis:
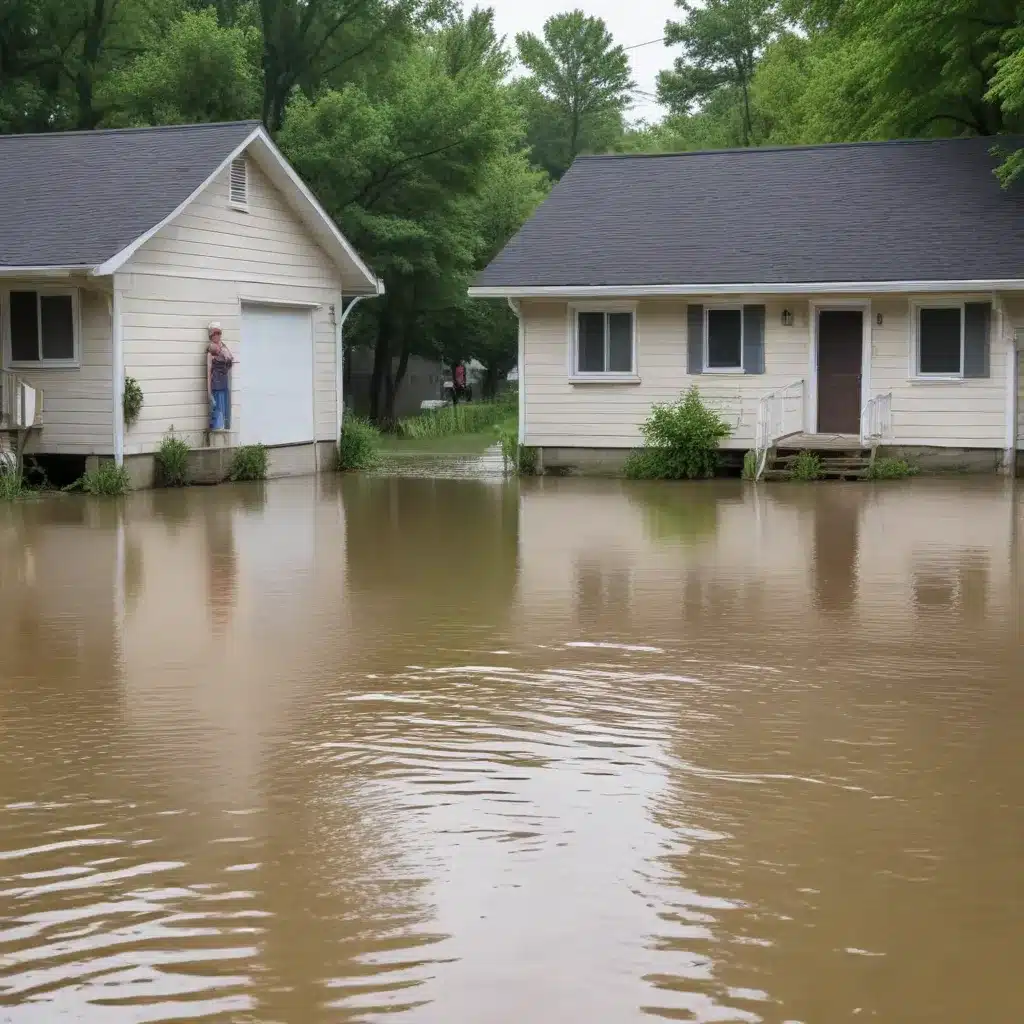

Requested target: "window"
[
  {"left": 706, "top": 307, "right": 743, "bottom": 370},
  {"left": 918, "top": 305, "right": 962, "bottom": 376},
  {"left": 229, "top": 156, "right": 248, "bottom": 208},
  {"left": 6, "top": 290, "right": 77, "bottom": 364},
  {"left": 574, "top": 309, "right": 634, "bottom": 375}
]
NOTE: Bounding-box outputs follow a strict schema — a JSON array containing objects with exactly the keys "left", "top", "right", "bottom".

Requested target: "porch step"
[{"left": 762, "top": 448, "right": 874, "bottom": 482}]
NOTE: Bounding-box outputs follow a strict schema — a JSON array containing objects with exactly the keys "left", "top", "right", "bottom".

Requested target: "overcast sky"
[{"left": 466, "top": 0, "right": 678, "bottom": 124}]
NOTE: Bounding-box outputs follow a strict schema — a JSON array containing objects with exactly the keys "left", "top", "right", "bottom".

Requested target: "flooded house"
[
  {"left": 471, "top": 137, "right": 1024, "bottom": 476},
  {"left": 0, "top": 121, "right": 381, "bottom": 485}
]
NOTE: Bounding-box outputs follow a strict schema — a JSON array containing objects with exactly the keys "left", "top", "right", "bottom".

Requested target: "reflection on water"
[{"left": 1, "top": 477, "right": 1022, "bottom": 1022}]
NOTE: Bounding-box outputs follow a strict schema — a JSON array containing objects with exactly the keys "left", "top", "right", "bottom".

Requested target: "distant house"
[
  {"left": 470, "top": 138, "right": 1024, "bottom": 475},
  {"left": 0, "top": 121, "right": 380, "bottom": 483}
]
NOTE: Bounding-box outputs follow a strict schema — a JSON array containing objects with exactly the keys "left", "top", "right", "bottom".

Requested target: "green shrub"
[
  {"left": 229, "top": 444, "right": 268, "bottom": 481},
  {"left": 397, "top": 394, "right": 515, "bottom": 439},
  {"left": 0, "top": 467, "right": 24, "bottom": 501},
  {"left": 80, "top": 462, "right": 131, "bottom": 496},
  {"left": 866, "top": 456, "right": 917, "bottom": 480},
  {"left": 790, "top": 451, "right": 824, "bottom": 481},
  {"left": 337, "top": 416, "right": 380, "bottom": 471},
  {"left": 742, "top": 450, "right": 758, "bottom": 481},
  {"left": 499, "top": 427, "right": 538, "bottom": 475},
  {"left": 123, "top": 376, "right": 144, "bottom": 427},
  {"left": 624, "top": 386, "right": 732, "bottom": 480},
  {"left": 156, "top": 433, "right": 190, "bottom": 487}
]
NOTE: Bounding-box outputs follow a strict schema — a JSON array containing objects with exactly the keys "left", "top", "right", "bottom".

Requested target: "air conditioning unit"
[{"left": 1, "top": 372, "right": 42, "bottom": 429}]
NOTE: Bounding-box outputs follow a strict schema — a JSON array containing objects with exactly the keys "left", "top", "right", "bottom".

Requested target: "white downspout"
[
  {"left": 334, "top": 286, "right": 382, "bottom": 440},
  {"left": 508, "top": 298, "right": 524, "bottom": 444},
  {"left": 996, "top": 294, "right": 1018, "bottom": 475},
  {"left": 111, "top": 276, "right": 125, "bottom": 466}
]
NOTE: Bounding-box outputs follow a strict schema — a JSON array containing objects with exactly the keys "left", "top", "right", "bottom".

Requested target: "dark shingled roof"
[
  {"left": 475, "top": 137, "right": 1024, "bottom": 289},
  {"left": 0, "top": 121, "right": 260, "bottom": 268}
]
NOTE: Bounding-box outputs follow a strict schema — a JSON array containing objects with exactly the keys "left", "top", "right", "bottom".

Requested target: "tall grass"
[
  {"left": 79, "top": 462, "right": 131, "bottom": 496},
  {"left": 397, "top": 393, "right": 515, "bottom": 439},
  {"left": 0, "top": 468, "right": 23, "bottom": 501},
  {"left": 337, "top": 416, "right": 381, "bottom": 471},
  {"left": 229, "top": 444, "right": 268, "bottom": 481},
  {"left": 156, "top": 433, "right": 190, "bottom": 487}
]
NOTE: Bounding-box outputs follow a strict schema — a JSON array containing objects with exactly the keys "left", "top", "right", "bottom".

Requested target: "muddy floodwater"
[{"left": 1, "top": 475, "right": 1022, "bottom": 1023}]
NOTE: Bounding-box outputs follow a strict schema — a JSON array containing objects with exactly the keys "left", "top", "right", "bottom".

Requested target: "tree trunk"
[
  {"left": 740, "top": 78, "right": 752, "bottom": 148},
  {"left": 76, "top": 0, "right": 107, "bottom": 130},
  {"left": 382, "top": 343, "right": 410, "bottom": 425},
  {"left": 483, "top": 362, "right": 499, "bottom": 399},
  {"left": 369, "top": 311, "right": 392, "bottom": 423}
]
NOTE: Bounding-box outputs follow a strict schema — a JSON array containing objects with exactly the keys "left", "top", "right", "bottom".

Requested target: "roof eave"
[
  {"left": 469, "top": 279, "right": 1024, "bottom": 298},
  {"left": 0, "top": 265, "right": 98, "bottom": 277}
]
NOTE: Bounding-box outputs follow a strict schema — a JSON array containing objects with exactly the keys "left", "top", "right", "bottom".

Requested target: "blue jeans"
[{"left": 210, "top": 388, "right": 229, "bottom": 430}]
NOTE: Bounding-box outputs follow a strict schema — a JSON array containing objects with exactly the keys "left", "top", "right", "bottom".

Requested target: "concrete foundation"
[
  {"left": 535, "top": 447, "right": 632, "bottom": 477},
  {"left": 108, "top": 441, "right": 338, "bottom": 490},
  {"left": 877, "top": 446, "right": 1005, "bottom": 474}
]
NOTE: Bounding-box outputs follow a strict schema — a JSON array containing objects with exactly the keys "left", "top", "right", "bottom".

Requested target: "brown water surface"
[{"left": 1, "top": 476, "right": 1022, "bottom": 1022}]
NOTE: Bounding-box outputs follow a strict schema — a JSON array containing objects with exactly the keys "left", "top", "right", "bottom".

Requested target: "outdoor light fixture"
[
  {"left": 781, "top": 308, "right": 794, "bottom": 326},
  {"left": 877, "top": 313, "right": 884, "bottom": 325}
]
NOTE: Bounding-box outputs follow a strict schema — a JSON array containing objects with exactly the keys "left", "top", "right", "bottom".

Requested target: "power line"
[{"left": 624, "top": 36, "right": 665, "bottom": 51}]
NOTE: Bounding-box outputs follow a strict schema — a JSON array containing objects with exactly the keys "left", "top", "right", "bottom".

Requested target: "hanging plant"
[{"left": 123, "top": 376, "right": 144, "bottom": 428}]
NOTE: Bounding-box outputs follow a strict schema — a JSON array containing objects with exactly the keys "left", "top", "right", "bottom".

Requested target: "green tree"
[
  {"left": 99, "top": 9, "right": 261, "bottom": 126},
  {"left": 658, "top": 0, "right": 785, "bottom": 147},
  {"left": 515, "top": 10, "right": 633, "bottom": 178}
]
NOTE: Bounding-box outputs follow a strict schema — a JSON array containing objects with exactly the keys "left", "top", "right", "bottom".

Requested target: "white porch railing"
[
  {"left": 860, "top": 391, "right": 893, "bottom": 447},
  {"left": 755, "top": 379, "right": 805, "bottom": 480}
]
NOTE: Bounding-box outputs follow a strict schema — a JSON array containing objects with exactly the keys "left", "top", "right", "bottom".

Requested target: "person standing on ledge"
[{"left": 207, "top": 322, "right": 234, "bottom": 431}]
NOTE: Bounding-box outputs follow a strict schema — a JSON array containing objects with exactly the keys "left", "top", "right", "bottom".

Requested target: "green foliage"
[
  {"left": 80, "top": 462, "right": 131, "bottom": 496},
  {"left": 156, "top": 433, "right": 190, "bottom": 487},
  {"left": 623, "top": 386, "right": 733, "bottom": 480},
  {"left": 123, "top": 376, "right": 144, "bottom": 428},
  {"left": 0, "top": 466, "right": 24, "bottom": 501},
  {"left": 229, "top": 444, "right": 268, "bottom": 481},
  {"left": 337, "top": 416, "right": 381, "bottom": 471},
  {"left": 866, "top": 456, "right": 918, "bottom": 480},
  {"left": 742, "top": 450, "right": 758, "bottom": 480},
  {"left": 659, "top": 0, "right": 784, "bottom": 146},
  {"left": 499, "top": 428, "right": 537, "bottom": 475},
  {"left": 397, "top": 395, "right": 515, "bottom": 439},
  {"left": 515, "top": 11, "right": 634, "bottom": 177},
  {"left": 99, "top": 9, "right": 260, "bottom": 127},
  {"left": 789, "top": 450, "right": 824, "bottom": 480}
]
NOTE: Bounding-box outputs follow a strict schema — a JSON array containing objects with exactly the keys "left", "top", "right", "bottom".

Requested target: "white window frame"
[
  {"left": 229, "top": 156, "right": 249, "bottom": 212},
  {"left": 911, "top": 301, "right": 965, "bottom": 380},
  {"left": 567, "top": 302, "right": 638, "bottom": 383},
  {"left": 2, "top": 286, "right": 81, "bottom": 369},
  {"left": 704, "top": 305, "right": 745, "bottom": 373}
]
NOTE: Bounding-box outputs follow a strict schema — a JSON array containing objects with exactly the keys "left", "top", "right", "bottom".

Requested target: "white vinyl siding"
[
  {"left": 520, "top": 294, "right": 1018, "bottom": 451},
  {"left": 521, "top": 298, "right": 808, "bottom": 449},
  {"left": 122, "top": 157, "right": 342, "bottom": 454},
  {"left": 8, "top": 284, "right": 113, "bottom": 455}
]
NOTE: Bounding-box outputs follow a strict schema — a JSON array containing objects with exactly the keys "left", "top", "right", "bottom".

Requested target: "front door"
[{"left": 817, "top": 310, "right": 863, "bottom": 434}]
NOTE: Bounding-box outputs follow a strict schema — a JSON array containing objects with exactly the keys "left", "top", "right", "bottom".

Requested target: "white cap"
[{"left": 208, "top": 321, "right": 222, "bottom": 335}]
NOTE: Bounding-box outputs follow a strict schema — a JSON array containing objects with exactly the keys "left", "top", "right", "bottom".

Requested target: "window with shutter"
[{"left": 229, "top": 156, "right": 248, "bottom": 208}]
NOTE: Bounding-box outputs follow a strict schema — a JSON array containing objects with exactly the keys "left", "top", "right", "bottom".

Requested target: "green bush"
[
  {"left": 80, "top": 462, "right": 131, "bottom": 496},
  {"left": 0, "top": 467, "right": 24, "bottom": 501},
  {"left": 499, "top": 427, "right": 538, "bottom": 475},
  {"left": 156, "top": 433, "right": 190, "bottom": 487},
  {"left": 397, "top": 394, "right": 515, "bottom": 439},
  {"left": 123, "top": 376, "right": 144, "bottom": 427},
  {"left": 866, "top": 456, "right": 917, "bottom": 480},
  {"left": 624, "top": 386, "right": 732, "bottom": 480},
  {"left": 337, "top": 416, "right": 380, "bottom": 471},
  {"left": 742, "top": 450, "right": 758, "bottom": 481},
  {"left": 790, "top": 451, "right": 824, "bottom": 481},
  {"left": 229, "top": 444, "right": 268, "bottom": 481}
]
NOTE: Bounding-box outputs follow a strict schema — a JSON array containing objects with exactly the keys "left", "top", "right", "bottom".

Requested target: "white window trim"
[
  {"left": 911, "top": 301, "right": 965, "bottom": 381},
  {"left": 567, "top": 302, "right": 639, "bottom": 383},
  {"left": 2, "top": 286, "right": 82, "bottom": 369},
  {"left": 704, "top": 305, "right": 745, "bottom": 373},
  {"left": 229, "top": 156, "right": 250, "bottom": 212}
]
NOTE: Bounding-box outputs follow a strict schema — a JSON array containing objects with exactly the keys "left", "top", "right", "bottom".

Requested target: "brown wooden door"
[{"left": 817, "top": 310, "right": 863, "bottom": 434}]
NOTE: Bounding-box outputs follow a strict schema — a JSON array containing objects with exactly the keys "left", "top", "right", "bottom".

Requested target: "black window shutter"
[
  {"left": 687, "top": 304, "right": 704, "bottom": 375},
  {"left": 963, "top": 302, "right": 991, "bottom": 378},
  {"left": 743, "top": 305, "right": 766, "bottom": 374}
]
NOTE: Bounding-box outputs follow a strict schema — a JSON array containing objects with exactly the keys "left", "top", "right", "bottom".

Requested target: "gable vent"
[{"left": 229, "top": 156, "right": 248, "bottom": 208}]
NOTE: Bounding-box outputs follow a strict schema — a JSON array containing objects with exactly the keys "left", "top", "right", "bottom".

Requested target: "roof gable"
[{"left": 473, "top": 137, "right": 1024, "bottom": 293}]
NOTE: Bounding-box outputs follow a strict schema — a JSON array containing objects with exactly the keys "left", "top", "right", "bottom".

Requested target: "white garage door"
[{"left": 239, "top": 305, "right": 315, "bottom": 446}]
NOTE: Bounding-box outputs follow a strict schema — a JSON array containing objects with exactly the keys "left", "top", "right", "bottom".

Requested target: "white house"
[
  {"left": 0, "top": 121, "right": 381, "bottom": 484},
  {"left": 470, "top": 137, "right": 1024, "bottom": 476}
]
